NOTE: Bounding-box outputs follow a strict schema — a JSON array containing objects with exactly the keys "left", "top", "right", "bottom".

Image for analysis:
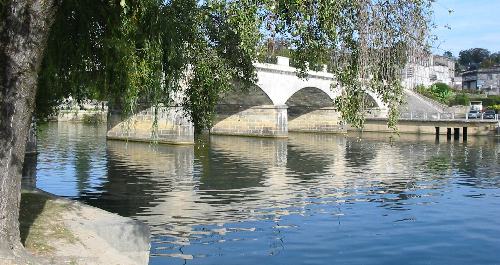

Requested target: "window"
[
  {"left": 488, "top": 74, "right": 493, "bottom": 80},
  {"left": 406, "top": 67, "right": 414, "bottom": 78}
]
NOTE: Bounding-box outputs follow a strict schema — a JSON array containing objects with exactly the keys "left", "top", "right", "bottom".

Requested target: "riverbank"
[{"left": 3, "top": 186, "right": 150, "bottom": 265}]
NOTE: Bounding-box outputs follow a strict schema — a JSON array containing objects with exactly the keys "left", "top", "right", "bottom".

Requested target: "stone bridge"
[
  {"left": 210, "top": 57, "right": 387, "bottom": 138},
  {"left": 107, "top": 56, "right": 388, "bottom": 144},
  {"left": 109, "top": 57, "right": 499, "bottom": 144}
]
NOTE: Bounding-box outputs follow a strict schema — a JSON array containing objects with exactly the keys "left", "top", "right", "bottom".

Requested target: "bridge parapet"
[
  {"left": 255, "top": 56, "right": 334, "bottom": 81},
  {"left": 365, "top": 111, "right": 500, "bottom": 122}
]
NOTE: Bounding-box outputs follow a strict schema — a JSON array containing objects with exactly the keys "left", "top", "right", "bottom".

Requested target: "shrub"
[
  {"left": 414, "top": 84, "right": 427, "bottom": 93},
  {"left": 82, "top": 114, "right": 104, "bottom": 123},
  {"left": 429, "top": 82, "right": 452, "bottom": 103},
  {"left": 489, "top": 105, "right": 500, "bottom": 113},
  {"left": 449, "top": 93, "right": 469, "bottom": 106}
]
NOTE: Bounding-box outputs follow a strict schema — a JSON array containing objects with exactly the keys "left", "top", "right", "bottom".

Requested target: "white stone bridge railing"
[{"left": 365, "top": 111, "right": 500, "bottom": 122}]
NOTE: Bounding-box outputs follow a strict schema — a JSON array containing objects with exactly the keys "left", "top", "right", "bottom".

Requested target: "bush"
[
  {"left": 449, "top": 93, "right": 469, "bottom": 106},
  {"left": 489, "top": 105, "right": 500, "bottom": 113},
  {"left": 83, "top": 113, "right": 104, "bottom": 123},
  {"left": 414, "top": 84, "right": 427, "bottom": 93},
  {"left": 429, "top": 82, "right": 452, "bottom": 103},
  {"left": 471, "top": 95, "right": 500, "bottom": 107}
]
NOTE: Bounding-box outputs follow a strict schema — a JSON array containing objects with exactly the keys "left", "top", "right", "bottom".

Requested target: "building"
[
  {"left": 461, "top": 67, "right": 500, "bottom": 92},
  {"left": 402, "top": 55, "right": 455, "bottom": 89},
  {"left": 453, "top": 76, "right": 462, "bottom": 89}
]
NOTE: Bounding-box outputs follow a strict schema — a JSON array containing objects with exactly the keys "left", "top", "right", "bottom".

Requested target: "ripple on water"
[{"left": 29, "top": 124, "right": 500, "bottom": 265}]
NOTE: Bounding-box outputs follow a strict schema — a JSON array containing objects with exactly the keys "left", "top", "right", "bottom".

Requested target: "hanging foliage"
[{"left": 37, "top": 0, "right": 433, "bottom": 131}]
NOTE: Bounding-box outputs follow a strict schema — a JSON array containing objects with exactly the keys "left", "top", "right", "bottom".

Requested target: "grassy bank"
[{"left": 19, "top": 190, "right": 78, "bottom": 256}]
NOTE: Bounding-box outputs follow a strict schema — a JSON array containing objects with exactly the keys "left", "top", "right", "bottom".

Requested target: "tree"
[
  {"left": 0, "top": 0, "right": 61, "bottom": 262},
  {"left": 459, "top": 48, "right": 491, "bottom": 66},
  {"left": 479, "top": 59, "right": 494, "bottom": 69},
  {"left": 443, "top": 51, "right": 454, "bottom": 59},
  {"left": 490, "top": 52, "right": 500, "bottom": 65},
  {"left": 429, "top": 82, "right": 452, "bottom": 102},
  {"left": 0, "top": 0, "right": 433, "bottom": 261}
]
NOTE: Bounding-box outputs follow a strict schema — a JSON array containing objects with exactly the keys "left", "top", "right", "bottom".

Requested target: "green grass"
[{"left": 19, "top": 190, "right": 77, "bottom": 255}]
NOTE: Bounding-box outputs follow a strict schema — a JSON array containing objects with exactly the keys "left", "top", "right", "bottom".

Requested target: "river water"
[{"left": 26, "top": 122, "right": 500, "bottom": 265}]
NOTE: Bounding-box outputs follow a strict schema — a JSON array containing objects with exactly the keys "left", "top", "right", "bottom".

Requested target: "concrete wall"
[
  {"left": 57, "top": 109, "right": 107, "bottom": 122},
  {"left": 53, "top": 100, "right": 108, "bottom": 122},
  {"left": 351, "top": 119, "right": 499, "bottom": 136},
  {"left": 211, "top": 105, "right": 288, "bottom": 137},
  {"left": 107, "top": 105, "right": 194, "bottom": 144}
]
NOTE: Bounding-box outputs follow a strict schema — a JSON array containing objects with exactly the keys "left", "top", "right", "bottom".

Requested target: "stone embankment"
[{"left": 19, "top": 186, "right": 151, "bottom": 265}]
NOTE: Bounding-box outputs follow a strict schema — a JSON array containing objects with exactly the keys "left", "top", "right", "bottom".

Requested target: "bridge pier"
[
  {"left": 211, "top": 104, "right": 288, "bottom": 137},
  {"left": 288, "top": 106, "right": 345, "bottom": 133},
  {"left": 107, "top": 104, "right": 194, "bottom": 144}
]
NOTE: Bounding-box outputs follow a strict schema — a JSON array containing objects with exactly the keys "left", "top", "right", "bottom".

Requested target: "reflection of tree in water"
[
  {"left": 22, "top": 154, "right": 37, "bottom": 186},
  {"left": 344, "top": 140, "right": 377, "bottom": 168},
  {"left": 286, "top": 146, "right": 329, "bottom": 180},
  {"left": 79, "top": 151, "right": 159, "bottom": 217},
  {"left": 421, "top": 156, "right": 452, "bottom": 174},
  {"left": 79, "top": 141, "right": 181, "bottom": 217},
  {"left": 196, "top": 147, "right": 265, "bottom": 205},
  {"left": 74, "top": 147, "right": 92, "bottom": 195}
]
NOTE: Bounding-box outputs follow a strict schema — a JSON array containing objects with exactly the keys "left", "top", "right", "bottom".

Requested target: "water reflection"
[
  {"left": 30, "top": 123, "right": 500, "bottom": 264},
  {"left": 34, "top": 122, "right": 108, "bottom": 197}
]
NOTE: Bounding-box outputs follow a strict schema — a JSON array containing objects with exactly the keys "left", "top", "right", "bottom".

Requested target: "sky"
[{"left": 431, "top": 0, "right": 500, "bottom": 57}]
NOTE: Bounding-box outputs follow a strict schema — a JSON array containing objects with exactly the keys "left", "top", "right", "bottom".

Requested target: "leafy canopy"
[
  {"left": 37, "top": 0, "right": 433, "bottom": 132},
  {"left": 458, "top": 48, "right": 491, "bottom": 66}
]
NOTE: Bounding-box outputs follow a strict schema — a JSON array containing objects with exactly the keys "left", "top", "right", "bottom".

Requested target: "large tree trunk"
[{"left": 0, "top": 0, "right": 59, "bottom": 261}]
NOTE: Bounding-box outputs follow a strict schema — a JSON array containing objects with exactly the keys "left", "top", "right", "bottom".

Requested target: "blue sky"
[{"left": 431, "top": 0, "right": 500, "bottom": 57}]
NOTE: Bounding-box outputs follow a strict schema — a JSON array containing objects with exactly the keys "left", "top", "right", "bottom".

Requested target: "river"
[{"left": 25, "top": 122, "right": 500, "bottom": 264}]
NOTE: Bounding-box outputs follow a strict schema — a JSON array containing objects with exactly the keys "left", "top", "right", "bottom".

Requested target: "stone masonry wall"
[
  {"left": 288, "top": 107, "right": 346, "bottom": 133},
  {"left": 107, "top": 105, "right": 194, "bottom": 144},
  {"left": 211, "top": 105, "right": 288, "bottom": 137}
]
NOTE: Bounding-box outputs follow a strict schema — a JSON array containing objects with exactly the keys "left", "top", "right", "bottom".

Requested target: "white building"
[{"left": 402, "top": 55, "right": 455, "bottom": 89}]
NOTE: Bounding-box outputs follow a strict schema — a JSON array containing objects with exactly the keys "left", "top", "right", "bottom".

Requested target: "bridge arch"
[
  {"left": 255, "top": 63, "right": 387, "bottom": 110},
  {"left": 219, "top": 83, "right": 273, "bottom": 106},
  {"left": 285, "top": 86, "right": 344, "bottom": 133},
  {"left": 210, "top": 61, "right": 390, "bottom": 137},
  {"left": 256, "top": 67, "right": 336, "bottom": 105}
]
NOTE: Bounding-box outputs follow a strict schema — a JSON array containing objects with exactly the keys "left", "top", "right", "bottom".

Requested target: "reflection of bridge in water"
[{"left": 96, "top": 133, "right": 498, "bottom": 251}]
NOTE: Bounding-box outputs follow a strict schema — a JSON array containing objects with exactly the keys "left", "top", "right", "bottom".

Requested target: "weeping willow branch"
[{"left": 37, "top": 0, "right": 433, "bottom": 133}]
